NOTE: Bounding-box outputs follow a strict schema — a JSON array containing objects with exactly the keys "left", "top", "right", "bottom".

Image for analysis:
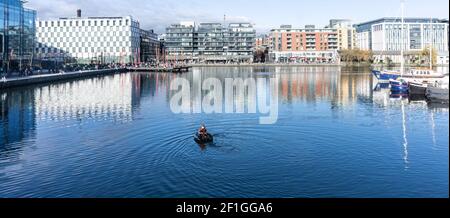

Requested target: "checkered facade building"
[{"left": 36, "top": 16, "right": 141, "bottom": 64}]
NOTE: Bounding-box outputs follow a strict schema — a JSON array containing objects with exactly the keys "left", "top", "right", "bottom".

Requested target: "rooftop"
[{"left": 355, "top": 17, "right": 448, "bottom": 26}]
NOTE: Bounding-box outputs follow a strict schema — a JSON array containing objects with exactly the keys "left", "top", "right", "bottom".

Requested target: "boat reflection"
[{"left": 401, "top": 100, "right": 409, "bottom": 168}]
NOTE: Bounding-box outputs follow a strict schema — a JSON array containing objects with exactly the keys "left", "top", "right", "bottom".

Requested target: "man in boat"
[{"left": 198, "top": 124, "right": 208, "bottom": 139}]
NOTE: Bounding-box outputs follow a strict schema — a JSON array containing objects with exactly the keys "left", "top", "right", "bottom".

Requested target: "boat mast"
[
  {"left": 429, "top": 17, "right": 433, "bottom": 70},
  {"left": 400, "top": 0, "right": 405, "bottom": 76}
]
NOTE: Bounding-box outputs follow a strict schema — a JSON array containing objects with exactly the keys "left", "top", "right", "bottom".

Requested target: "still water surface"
[{"left": 0, "top": 67, "right": 448, "bottom": 198}]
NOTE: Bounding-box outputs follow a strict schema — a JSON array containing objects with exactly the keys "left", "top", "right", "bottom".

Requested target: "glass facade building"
[
  {"left": 1, "top": 0, "right": 36, "bottom": 74},
  {"left": 140, "top": 29, "right": 160, "bottom": 63}
]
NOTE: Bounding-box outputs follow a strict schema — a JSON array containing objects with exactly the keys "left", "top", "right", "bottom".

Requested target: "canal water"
[{"left": 0, "top": 67, "right": 448, "bottom": 198}]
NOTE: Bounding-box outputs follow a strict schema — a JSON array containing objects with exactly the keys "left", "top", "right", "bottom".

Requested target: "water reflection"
[
  {"left": 1, "top": 67, "right": 447, "bottom": 148},
  {"left": 0, "top": 89, "right": 37, "bottom": 164},
  {"left": 0, "top": 90, "right": 36, "bottom": 146},
  {"left": 162, "top": 66, "right": 372, "bottom": 108},
  {"left": 401, "top": 101, "right": 409, "bottom": 168},
  {"left": 0, "top": 66, "right": 448, "bottom": 198},
  {"left": 34, "top": 74, "right": 135, "bottom": 122}
]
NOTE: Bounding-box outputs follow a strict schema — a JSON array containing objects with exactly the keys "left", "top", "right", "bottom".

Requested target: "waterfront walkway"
[
  {"left": 127, "top": 66, "right": 191, "bottom": 73},
  {"left": 0, "top": 68, "right": 126, "bottom": 89},
  {"left": 189, "top": 63, "right": 342, "bottom": 67}
]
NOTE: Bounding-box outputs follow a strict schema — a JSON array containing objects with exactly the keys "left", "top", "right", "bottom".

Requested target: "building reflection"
[
  {"left": 274, "top": 67, "right": 374, "bottom": 107},
  {"left": 0, "top": 89, "right": 36, "bottom": 157},
  {"left": 275, "top": 67, "right": 342, "bottom": 103},
  {"left": 34, "top": 74, "right": 135, "bottom": 122},
  {"left": 144, "top": 67, "right": 377, "bottom": 109},
  {"left": 0, "top": 74, "right": 147, "bottom": 164}
]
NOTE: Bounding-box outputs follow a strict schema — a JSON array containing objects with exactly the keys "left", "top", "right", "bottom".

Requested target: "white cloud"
[{"left": 26, "top": 0, "right": 255, "bottom": 33}]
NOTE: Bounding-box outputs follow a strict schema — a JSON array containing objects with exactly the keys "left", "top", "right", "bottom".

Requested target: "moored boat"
[
  {"left": 372, "top": 70, "right": 401, "bottom": 83},
  {"left": 426, "top": 86, "right": 449, "bottom": 103},
  {"left": 408, "top": 82, "right": 428, "bottom": 95},
  {"left": 390, "top": 79, "right": 409, "bottom": 93},
  {"left": 372, "top": 69, "right": 445, "bottom": 83},
  {"left": 403, "top": 69, "right": 445, "bottom": 79}
]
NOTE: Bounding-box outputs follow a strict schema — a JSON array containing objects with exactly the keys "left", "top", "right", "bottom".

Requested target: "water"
[{"left": 0, "top": 66, "right": 448, "bottom": 198}]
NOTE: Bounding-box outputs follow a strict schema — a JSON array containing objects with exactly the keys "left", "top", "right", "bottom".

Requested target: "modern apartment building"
[
  {"left": 165, "top": 21, "right": 196, "bottom": 61},
  {"left": 355, "top": 17, "right": 449, "bottom": 64},
  {"left": 36, "top": 10, "right": 141, "bottom": 64},
  {"left": 164, "top": 22, "right": 256, "bottom": 63},
  {"left": 328, "top": 19, "right": 357, "bottom": 50},
  {"left": 1, "top": 0, "right": 36, "bottom": 74},
  {"left": 224, "top": 23, "right": 255, "bottom": 61},
  {"left": 197, "top": 23, "right": 225, "bottom": 60},
  {"left": 268, "top": 25, "right": 339, "bottom": 63}
]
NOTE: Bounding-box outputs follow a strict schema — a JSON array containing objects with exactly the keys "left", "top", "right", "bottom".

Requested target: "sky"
[{"left": 27, "top": 0, "right": 449, "bottom": 34}]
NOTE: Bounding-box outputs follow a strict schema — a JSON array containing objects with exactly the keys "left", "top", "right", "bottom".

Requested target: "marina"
[{"left": 371, "top": 2, "right": 449, "bottom": 104}]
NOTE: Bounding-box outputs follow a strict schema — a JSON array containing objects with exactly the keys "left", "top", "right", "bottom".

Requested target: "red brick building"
[{"left": 268, "top": 25, "right": 339, "bottom": 63}]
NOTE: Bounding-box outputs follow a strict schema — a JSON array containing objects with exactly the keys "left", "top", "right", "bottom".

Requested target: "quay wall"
[{"left": 1, "top": 68, "right": 127, "bottom": 89}]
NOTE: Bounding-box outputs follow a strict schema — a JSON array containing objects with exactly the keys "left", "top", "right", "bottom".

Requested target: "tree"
[
  {"left": 253, "top": 48, "right": 267, "bottom": 63},
  {"left": 338, "top": 49, "right": 373, "bottom": 63},
  {"left": 419, "top": 46, "right": 438, "bottom": 66}
]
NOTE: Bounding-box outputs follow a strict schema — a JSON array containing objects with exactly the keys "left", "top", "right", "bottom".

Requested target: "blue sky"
[{"left": 28, "top": 0, "right": 449, "bottom": 33}]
